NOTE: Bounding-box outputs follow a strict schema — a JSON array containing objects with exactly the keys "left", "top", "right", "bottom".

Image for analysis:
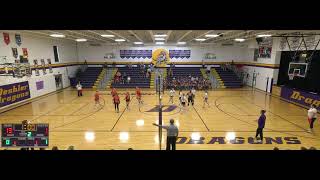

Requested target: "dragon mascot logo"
[{"left": 152, "top": 48, "right": 170, "bottom": 67}]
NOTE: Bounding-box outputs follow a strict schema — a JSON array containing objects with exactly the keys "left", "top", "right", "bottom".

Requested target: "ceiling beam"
[
  {"left": 214, "top": 30, "right": 255, "bottom": 43},
  {"left": 107, "top": 30, "right": 131, "bottom": 42},
  {"left": 47, "top": 30, "right": 84, "bottom": 41},
  {"left": 148, "top": 30, "right": 155, "bottom": 43},
  {"left": 128, "top": 30, "right": 144, "bottom": 42},
  {"left": 65, "top": 30, "right": 107, "bottom": 43},
  {"left": 188, "top": 30, "right": 214, "bottom": 42},
  {"left": 203, "top": 30, "right": 234, "bottom": 42},
  {"left": 22, "top": 30, "right": 76, "bottom": 41},
  {"left": 87, "top": 30, "right": 115, "bottom": 41},
  {"left": 165, "top": 30, "right": 172, "bottom": 43},
  {"left": 177, "top": 30, "right": 192, "bottom": 42}
]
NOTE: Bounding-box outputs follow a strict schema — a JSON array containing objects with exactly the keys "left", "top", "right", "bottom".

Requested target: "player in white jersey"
[
  {"left": 181, "top": 93, "right": 187, "bottom": 107},
  {"left": 203, "top": 91, "right": 210, "bottom": 108},
  {"left": 191, "top": 87, "right": 196, "bottom": 99},
  {"left": 307, "top": 104, "right": 318, "bottom": 133},
  {"left": 168, "top": 88, "right": 175, "bottom": 104},
  {"left": 178, "top": 90, "right": 183, "bottom": 106}
]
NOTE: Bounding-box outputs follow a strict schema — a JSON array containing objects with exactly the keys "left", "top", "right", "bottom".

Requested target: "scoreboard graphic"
[{"left": 1, "top": 124, "right": 49, "bottom": 148}]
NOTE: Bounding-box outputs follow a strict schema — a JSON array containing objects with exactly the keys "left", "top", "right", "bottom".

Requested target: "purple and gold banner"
[
  {"left": 120, "top": 50, "right": 152, "bottom": 59},
  {"left": 36, "top": 81, "right": 44, "bottom": 90},
  {"left": 280, "top": 86, "right": 320, "bottom": 110},
  {"left": 169, "top": 50, "right": 191, "bottom": 59},
  {"left": 0, "top": 81, "right": 30, "bottom": 108}
]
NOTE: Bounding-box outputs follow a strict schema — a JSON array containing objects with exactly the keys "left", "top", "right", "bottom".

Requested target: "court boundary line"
[
  {"left": 192, "top": 106, "right": 210, "bottom": 131},
  {"left": 110, "top": 95, "right": 135, "bottom": 131},
  {"left": 214, "top": 96, "right": 320, "bottom": 140},
  {"left": 241, "top": 95, "right": 309, "bottom": 132},
  {"left": 0, "top": 87, "right": 68, "bottom": 114},
  {"left": 51, "top": 98, "right": 106, "bottom": 130},
  {"left": 50, "top": 130, "right": 306, "bottom": 133}
]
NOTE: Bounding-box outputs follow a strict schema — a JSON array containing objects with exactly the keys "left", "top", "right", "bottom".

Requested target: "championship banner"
[
  {"left": 0, "top": 81, "right": 31, "bottom": 108},
  {"left": 169, "top": 50, "right": 191, "bottom": 59},
  {"left": 15, "top": 34, "right": 22, "bottom": 46},
  {"left": 3, "top": 33, "right": 10, "bottom": 45},
  {"left": 12, "top": 48, "right": 18, "bottom": 58},
  {"left": 120, "top": 50, "right": 152, "bottom": 59},
  {"left": 280, "top": 86, "right": 320, "bottom": 111},
  {"left": 22, "top": 48, "right": 28, "bottom": 58}
]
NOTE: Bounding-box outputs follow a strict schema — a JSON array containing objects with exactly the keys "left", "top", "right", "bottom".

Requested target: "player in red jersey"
[
  {"left": 111, "top": 88, "right": 117, "bottom": 97},
  {"left": 124, "top": 92, "right": 131, "bottom": 110},
  {"left": 136, "top": 87, "right": 143, "bottom": 105},
  {"left": 94, "top": 90, "right": 101, "bottom": 108},
  {"left": 113, "top": 93, "right": 120, "bottom": 113}
]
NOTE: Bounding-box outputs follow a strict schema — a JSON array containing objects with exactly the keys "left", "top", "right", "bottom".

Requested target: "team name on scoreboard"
[
  {"left": 1, "top": 124, "right": 49, "bottom": 148},
  {"left": 176, "top": 137, "right": 301, "bottom": 144}
]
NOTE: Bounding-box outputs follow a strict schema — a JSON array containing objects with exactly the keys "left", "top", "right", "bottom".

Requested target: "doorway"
[{"left": 54, "top": 74, "right": 63, "bottom": 90}]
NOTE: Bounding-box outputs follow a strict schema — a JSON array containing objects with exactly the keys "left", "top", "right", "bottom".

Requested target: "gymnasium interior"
[{"left": 0, "top": 30, "right": 319, "bottom": 150}]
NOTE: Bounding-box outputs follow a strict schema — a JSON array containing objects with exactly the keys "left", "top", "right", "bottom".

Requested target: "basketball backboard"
[{"left": 288, "top": 62, "right": 308, "bottom": 78}]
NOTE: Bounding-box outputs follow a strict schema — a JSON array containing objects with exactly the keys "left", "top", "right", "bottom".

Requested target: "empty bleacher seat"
[
  {"left": 76, "top": 67, "right": 103, "bottom": 88},
  {"left": 111, "top": 67, "right": 150, "bottom": 88}
]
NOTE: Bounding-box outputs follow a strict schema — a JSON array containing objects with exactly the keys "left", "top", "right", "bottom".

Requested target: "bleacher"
[
  {"left": 111, "top": 67, "right": 150, "bottom": 88},
  {"left": 76, "top": 67, "right": 103, "bottom": 88},
  {"left": 166, "top": 67, "right": 207, "bottom": 89},
  {"left": 167, "top": 67, "right": 202, "bottom": 79},
  {"left": 214, "top": 67, "right": 242, "bottom": 88}
]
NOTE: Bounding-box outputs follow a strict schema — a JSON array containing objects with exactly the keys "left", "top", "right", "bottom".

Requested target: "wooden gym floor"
[{"left": 0, "top": 87, "right": 319, "bottom": 150}]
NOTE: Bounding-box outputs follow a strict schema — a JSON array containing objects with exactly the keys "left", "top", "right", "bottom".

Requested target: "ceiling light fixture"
[
  {"left": 115, "top": 39, "right": 125, "bottom": 42},
  {"left": 101, "top": 34, "right": 115, "bottom": 37},
  {"left": 50, "top": 34, "right": 65, "bottom": 38},
  {"left": 205, "top": 34, "right": 220, "bottom": 38},
  {"left": 75, "top": 38, "right": 87, "bottom": 42},
  {"left": 234, "top": 38, "right": 245, "bottom": 42},
  {"left": 154, "top": 34, "right": 167, "bottom": 37}
]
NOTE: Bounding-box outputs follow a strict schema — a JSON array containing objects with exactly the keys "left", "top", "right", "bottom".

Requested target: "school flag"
[
  {"left": 3, "top": 32, "right": 10, "bottom": 45},
  {"left": 15, "top": 34, "right": 22, "bottom": 46},
  {"left": 12, "top": 48, "right": 18, "bottom": 58}
]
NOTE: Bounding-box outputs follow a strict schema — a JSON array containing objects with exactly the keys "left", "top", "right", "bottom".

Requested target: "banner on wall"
[
  {"left": 12, "top": 48, "right": 18, "bottom": 59},
  {"left": 204, "top": 53, "right": 216, "bottom": 60},
  {"left": 254, "top": 49, "right": 259, "bottom": 61},
  {"left": 34, "top": 59, "right": 40, "bottom": 76},
  {"left": 40, "top": 59, "right": 46, "bottom": 75},
  {"left": 36, "top": 81, "right": 44, "bottom": 90},
  {"left": 22, "top": 48, "right": 28, "bottom": 58},
  {"left": 280, "top": 86, "right": 320, "bottom": 111},
  {"left": 257, "top": 38, "right": 272, "bottom": 58},
  {"left": 3, "top": 32, "right": 10, "bottom": 45},
  {"left": 258, "top": 47, "right": 272, "bottom": 58},
  {"left": 0, "top": 81, "right": 31, "bottom": 108},
  {"left": 169, "top": 50, "right": 191, "bottom": 59},
  {"left": 120, "top": 50, "right": 152, "bottom": 59},
  {"left": 15, "top": 34, "right": 22, "bottom": 46}
]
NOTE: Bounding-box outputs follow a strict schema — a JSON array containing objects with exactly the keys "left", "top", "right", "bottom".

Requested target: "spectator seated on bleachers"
[
  {"left": 114, "top": 71, "right": 122, "bottom": 83},
  {"left": 166, "top": 76, "right": 211, "bottom": 90},
  {"left": 111, "top": 66, "right": 151, "bottom": 88}
]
